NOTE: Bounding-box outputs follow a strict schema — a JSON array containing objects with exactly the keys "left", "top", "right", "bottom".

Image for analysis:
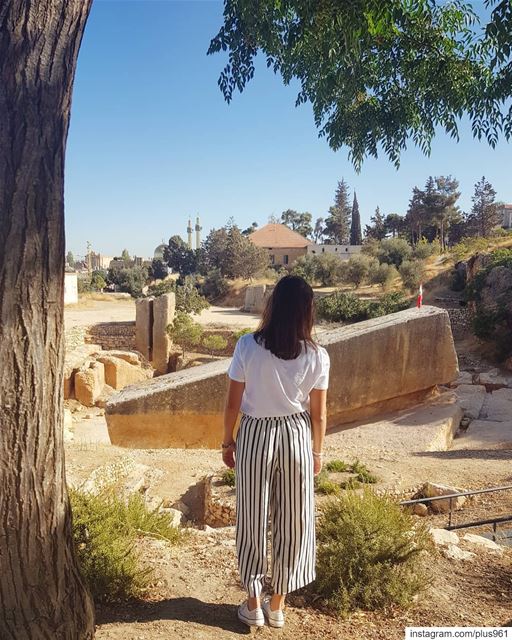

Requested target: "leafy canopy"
[{"left": 209, "top": 1, "right": 512, "bottom": 168}]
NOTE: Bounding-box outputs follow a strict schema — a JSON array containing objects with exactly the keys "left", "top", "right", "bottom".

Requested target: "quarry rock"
[
  {"left": 96, "top": 354, "right": 152, "bottom": 390},
  {"left": 75, "top": 361, "right": 105, "bottom": 407},
  {"left": 152, "top": 293, "right": 176, "bottom": 376},
  {"left": 454, "top": 384, "right": 487, "bottom": 420},
  {"left": 430, "top": 528, "right": 460, "bottom": 547},
  {"left": 443, "top": 544, "right": 475, "bottom": 561},
  {"left": 135, "top": 297, "right": 153, "bottom": 361},
  {"left": 462, "top": 533, "right": 504, "bottom": 555},
  {"left": 412, "top": 503, "right": 429, "bottom": 517},
  {"left": 106, "top": 306, "right": 459, "bottom": 449},
  {"left": 64, "top": 343, "right": 102, "bottom": 399},
  {"left": 420, "top": 482, "right": 466, "bottom": 513}
]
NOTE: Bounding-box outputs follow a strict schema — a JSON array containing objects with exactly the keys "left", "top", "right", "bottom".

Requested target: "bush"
[
  {"left": 342, "top": 255, "right": 375, "bottom": 288},
  {"left": 367, "top": 291, "right": 411, "bottom": 318},
  {"left": 413, "top": 239, "right": 436, "bottom": 260},
  {"left": 377, "top": 238, "right": 412, "bottom": 268},
  {"left": 71, "top": 488, "right": 180, "bottom": 603},
  {"left": 368, "top": 262, "right": 398, "bottom": 290},
  {"left": 200, "top": 269, "right": 230, "bottom": 302},
  {"left": 313, "top": 253, "right": 344, "bottom": 287},
  {"left": 148, "top": 278, "right": 209, "bottom": 314},
  {"left": 314, "top": 489, "right": 431, "bottom": 615},
  {"left": 316, "top": 292, "right": 369, "bottom": 323},
  {"left": 108, "top": 266, "right": 149, "bottom": 297},
  {"left": 450, "top": 236, "right": 490, "bottom": 263},
  {"left": 221, "top": 468, "right": 235, "bottom": 487},
  {"left": 399, "top": 260, "right": 425, "bottom": 292},
  {"left": 167, "top": 311, "right": 203, "bottom": 357},
  {"left": 232, "top": 327, "right": 252, "bottom": 342},
  {"left": 202, "top": 333, "right": 228, "bottom": 358}
]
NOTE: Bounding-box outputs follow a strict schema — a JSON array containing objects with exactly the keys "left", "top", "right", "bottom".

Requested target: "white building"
[
  {"left": 306, "top": 244, "right": 363, "bottom": 260},
  {"left": 64, "top": 272, "right": 78, "bottom": 305}
]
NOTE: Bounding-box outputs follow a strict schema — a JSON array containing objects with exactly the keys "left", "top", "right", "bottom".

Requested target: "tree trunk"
[{"left": 0, "top": 2, "right": 95, "bottom": 638}]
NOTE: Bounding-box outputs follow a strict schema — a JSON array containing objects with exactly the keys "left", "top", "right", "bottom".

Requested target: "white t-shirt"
[{"left": 227, "top": 333, "right": 330, "bottom": 418}]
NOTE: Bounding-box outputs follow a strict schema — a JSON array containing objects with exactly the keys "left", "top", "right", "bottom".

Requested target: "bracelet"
[
  {"left": 312, "top": 451, "right": 323, "bottom": 458},
  {"left": 221, "top": 441, "right": 235, "bottom": 449}
]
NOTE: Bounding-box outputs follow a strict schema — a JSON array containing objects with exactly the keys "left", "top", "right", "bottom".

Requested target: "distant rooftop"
[{"left": 249, "top": 223, "right": 311, "bottom": 248}]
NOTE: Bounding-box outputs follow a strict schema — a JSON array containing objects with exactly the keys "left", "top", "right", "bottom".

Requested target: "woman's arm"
[
  {"left": 309, "top": 387, "right": 327, "bottom": 475},
  {"left": 222, "top": 379, "right": 245, "bottom": 468}
]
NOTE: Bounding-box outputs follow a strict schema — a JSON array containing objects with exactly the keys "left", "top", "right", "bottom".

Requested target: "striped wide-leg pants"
[{"left": 235, "top": 412, "right": 316, "bottom": 597}]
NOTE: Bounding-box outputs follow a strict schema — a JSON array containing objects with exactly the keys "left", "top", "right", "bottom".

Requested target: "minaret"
[
  {"left": 195, "top": 216, "right": 202, "bottom": 250},
  {"left": 187, "top": 218, "right": 193, "bottom": 250}
]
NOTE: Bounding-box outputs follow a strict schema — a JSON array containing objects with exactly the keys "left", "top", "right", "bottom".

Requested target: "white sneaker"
[
  {"left": 237, "top": 601, "right": 265, "bottom": 627},
  {"left": 262, "top": 599, "right": 285, "bottom": 628}
]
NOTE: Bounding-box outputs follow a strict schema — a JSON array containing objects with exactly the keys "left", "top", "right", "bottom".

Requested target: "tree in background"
[
  {"left": 280, "top": 209, "right": 313, "bottom": 238},
  {"left": 365, "top": 207, "right": 387, "bottom": 241},
  {"left": 202, "top": 333, "right": 228, "bottom": 359},
  {"left": 90, "top": 271, "right": 106, "bottom": 292},
  {"left": 164, "top": 235, "right": 197, "bottom": 276},
  {"left": 467, "top": 177, "right": 500, "bottom": 238},
  {"left": 200, "top": 228, "right": 229, "bottom": 273},
  {"left": 121, "top": 248, "right": 131, "bottom": 264},
  {"left": 223, "top": 224, "right": 269, "bottom": 279},
  {"left": 377, "top": 238, "right": 412, "bottom": 268},
  {"left": 350, "top": 192, "right": 362, "bottom": 246},
  {"left": 108, "top": 266, "right": 149, "bottom": 297},
  {"left": 150, "top": 258, "right": 168, "bottom": 280},
  {"left": 242, "top": 221, "right": 258, "bottom": 235},
  {"left": 324, "top": 179, "right": 351, "bottom": 244},
  {"left": 312, "top": 217, "right": 325, "bottom": 244},
  {"left": 344, "top": 254, "right": 374, "bottom": 288},
  {"left": 384, "top": 213, "right": 406, "bottom": 238},
  {"left": 66, "top": 251, "right": 75, "bottom": 269},
  {"left": 167, "top": 311, "right": 203, "bottom": 358},
  {"left": 210, "top": 1, "right": 512, "bottom": 168}
]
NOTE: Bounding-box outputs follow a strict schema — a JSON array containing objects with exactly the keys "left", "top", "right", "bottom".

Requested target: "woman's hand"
[
  {"left": 313, "top": 455, "right": 322, "bottom": 476},
  {"left": 222, "top": 443, "right": 236, "bottom": 469}
]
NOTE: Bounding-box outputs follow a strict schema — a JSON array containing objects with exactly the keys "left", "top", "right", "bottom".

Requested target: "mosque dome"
[{"left": 153, "top": 243, "right": 167, "bottom": 261}]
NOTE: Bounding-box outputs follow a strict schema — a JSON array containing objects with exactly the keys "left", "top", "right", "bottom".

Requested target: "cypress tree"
[{"left": 350, "top": 192, "right": 362, "bottom": 245}]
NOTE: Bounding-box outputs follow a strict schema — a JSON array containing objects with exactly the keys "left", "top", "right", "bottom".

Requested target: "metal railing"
[{"left": 400, "top": 484, "right": 512, "bottom": 542}]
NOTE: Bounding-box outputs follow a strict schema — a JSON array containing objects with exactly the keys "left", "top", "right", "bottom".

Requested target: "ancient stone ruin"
[{"left": 105, "top": 306, "right": 458, "bottom": 448}]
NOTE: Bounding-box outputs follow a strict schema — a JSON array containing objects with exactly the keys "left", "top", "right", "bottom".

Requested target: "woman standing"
[{"left": 222, "top": 275, "right": 330, "bottom": 629}]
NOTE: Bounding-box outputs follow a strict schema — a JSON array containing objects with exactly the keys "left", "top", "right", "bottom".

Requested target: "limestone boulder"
[
  {"left": 106, "top": 306, "right": 459, "bottom": 449},
  {"left": 96, "top": 354, "right": 152, "bottom": 390},
  {"left": 420, "top": 482, "right": 466, "bottom": 514},
  {"left": 75, "top": 361, "right": 105, "bottom": 407},
  {"left": 443, "top": 544, "right": 475, "bottom": 561},
  {"left": 63, "top": 343, "right": 101, "bottom": 399},
  {"left": 135, "top": 298, "right": 153, "bottom": 361},
  {"left": 430, "top": 528, "right": 459, "bottom": 546},
  {"left": 462, "top": 533, "right": 504, "bottom": 555},
  {"left": 454, "top": 384, "right": 486, "bottom": 420},
  {"left": 152, "top": 293, "right": 176, "bottom": 376}
]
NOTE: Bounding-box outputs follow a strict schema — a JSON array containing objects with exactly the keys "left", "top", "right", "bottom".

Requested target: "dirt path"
[{"left": 94, "top": 525, "right": 512, "bottom": 639}]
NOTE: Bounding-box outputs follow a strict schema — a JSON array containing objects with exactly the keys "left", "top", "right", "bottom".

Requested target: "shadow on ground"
[
  {"left": 96, "top": 598, "right": 250, "bottom": 635},
  {"left": 412, "top": 449, "right": 512, "bottom": 461}
]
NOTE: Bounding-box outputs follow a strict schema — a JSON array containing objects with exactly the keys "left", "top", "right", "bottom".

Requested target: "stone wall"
[
  {"left": 106, "top": 306, "right": 459, "bottom": 449},
  {"left": 204, "top": 475, "right": 236, "bottom": 527},
  {"left": 85, "top": 321, "right": 136, "bottom": 351}
]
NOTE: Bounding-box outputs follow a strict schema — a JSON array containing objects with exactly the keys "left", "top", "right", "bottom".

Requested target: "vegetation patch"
[
  {"left": 220, "top": 468, "right": 236, "bottom": 487},
  {"left": 71, "top": 488, "right": 181, "bottom": 603},
  {"left": 315, "top": 459, "right": 377, "bottom": 495},
  {"left": 316, "top": 291, "right": 410, "bottom": 323},
  {"left": 314, "top": 489, "right": 431, "bottom": 615}
]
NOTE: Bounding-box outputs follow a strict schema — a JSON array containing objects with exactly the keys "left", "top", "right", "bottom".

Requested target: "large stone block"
[
  {"left": 106, "top": 306, "right": 459, "bottom": 449},
  {"left": 135, "top": 297, "right": 153, "bottom": 361},
  {"left": 152, "top": 293, "right": 176, "bottom": 375},
  {"left": 64, "top": 343, "right": 102, "bottom": 399},
  {"left": 96, "top": 354, "right": 152, "bottom": 390},
  {"left": 75, "top": 361, "right": 105, "bottom": 407}
]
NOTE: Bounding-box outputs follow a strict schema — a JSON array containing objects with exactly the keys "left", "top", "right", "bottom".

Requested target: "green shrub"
[
  {"left": 324, "top": 459, "right": 349, "bottom": 473},
  {"left": 314, "top": 489, "right": 431, "bottom": 615},
  {"left": 450, "top": 236, "right": 490, "bottom": 263},
  {"left": 202, "top": 333, "right": 228, "bottom": 358},
  {"left": 148, "top": 277, "right": 209, "bottom": 314},
  {"left": 377, "top": 238, "right": 412, "bottom": 268},
  {"left": 221, "top": 468, "right": 236, "bottom": 487},
  {"left": 167, "top": 311, "right": 203, "bottom": 357},
  {"left": 316, "top": 292, "right": 370, "bottom": 322},
  {"left": 368, "top": 262, "right": 398, "bottom": 290},
  {"left": 367, "top": 291, "right": 411, "bottom": 318},
  {"left": 413, "top": 239, "right": 436, "bottom": 260},
  {"left": 71, "top": 489, "right": 181, "bottom": 603},
  {"left": 399, "top": 260, "right": 425, "bottom": 292},
  {"left": 232, "top": 327, "right": 252, "bottom": 342},
  {"left": 342, "top": 254, "right": 375, "bottom": 288},
  {"left": 315, "top": 470, "right": 340, "bottom": 495}
]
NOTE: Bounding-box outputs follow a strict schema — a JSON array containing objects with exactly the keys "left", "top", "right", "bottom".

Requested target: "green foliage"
[
  {"left": 232, "top": 327, "right": 252, "bottom": 342},
  {"left": 399, "top": 260, "right": 425, "bottom": 293},
  {"left": 150, "top": 258, "right": 168, "bottom": 280},
  {"left": 468, "top": 177, "right": 500, "bottom": 238},
  {"left": 324, "top": 459, "right": 349, "bottom": 473},
  {"left": 281, "top": 209, "right": 313, "bottom": 238},
  {"left": 164, "top": 236, "right": 198, "bottom": 277},
  {"left": 66, "top": 250, "right": 75, "bottom": 269},
  {"left": 209, "top": 2, "right": 509, "bottom": 168},
  {"left": 314, "top": 253, "right": 344, "bottom": 287},
  {"left": 314, "top": 471, "right": 340, "bottom": 496},
  {"left": 323, "top": 179, "right": 351, "bottom": 244},
  {"left": 368, "top": 262, "right": 398, "bottom": 290},
  {"left": 221, "top": 468, "right": 236, "bottom": 487},
  {"left": 349, "top": 192, "right": 362, "bottom": 246},
  {"left": 315, "top": 489, "right": 431, "bottom": 615},
  {"left": 377, "top": 238, "right": 412, "bottom": 268},
  {"left": 167, "top": 311, "right": 204, "bottom": 357},
  {"left": 148, "top": 278, "right": 209, "bottom": 315},
  {"left": 316, "top": 292, "right": 369, "bottom": 323},
  {"left": 107, "top": 266, "right": 149, "bottom": 297},
  {"left": 413, "top": 239, "right": 436, "bottom": 260},
  {"left": 77, "top": 276, "right": 92, "bottom": 294},
  {"left": 367, "top": 292, "right": 411, "bottom": 318},
  {"left": 70, "top": 488, "right": 180, "bottom": 603},
  {"left": 451, "top": 236, "right": 491, "bottom": 262},
  {"left": 90, "top": 271, "right": 106, "bottom": 292},
  {"left": 290, "top": 254, "right": 319, "bottom": 285},
  {"left": 121, "top": 249, "right": 131, "bottom": 263},
  {"left": 342, "top": 254, "right": 375, "bottom": 288},
  {"left": 202, "top": 333, "right": 228, "bottom": 358},
  {"left": 200, "top": 268, "right": 230, "bottom": 301}
]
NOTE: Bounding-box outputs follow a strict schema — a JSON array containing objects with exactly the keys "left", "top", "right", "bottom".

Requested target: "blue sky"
[{"left": 65, "top": 0, "right": 511, "bottom": 260}]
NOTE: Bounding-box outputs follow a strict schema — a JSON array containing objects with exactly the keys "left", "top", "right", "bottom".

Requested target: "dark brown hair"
[{"left": 254, "top": 275, "right": 316, "bottom": 360}]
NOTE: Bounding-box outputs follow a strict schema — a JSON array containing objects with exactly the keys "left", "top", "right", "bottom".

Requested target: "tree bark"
[{"left": 0, "top": 2, "right": 95, "bottom": 638}]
